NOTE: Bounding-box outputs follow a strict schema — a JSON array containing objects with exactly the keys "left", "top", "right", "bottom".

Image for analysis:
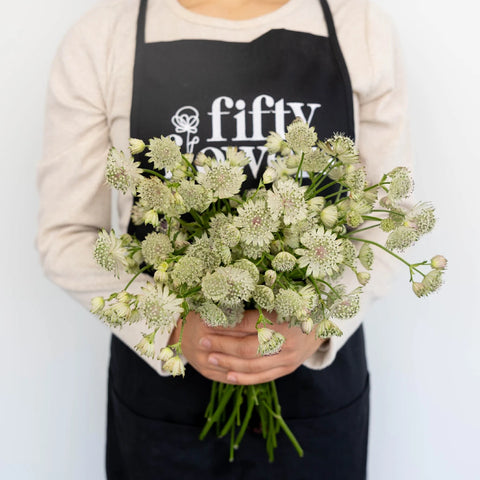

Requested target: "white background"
[{"left": 1, "top": 0, "right": 479, "bottom": 478}]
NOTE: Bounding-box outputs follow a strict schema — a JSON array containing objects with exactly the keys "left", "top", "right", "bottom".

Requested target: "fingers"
[{"left": 200, "top": 332, "right": 259, "bottom": 359}]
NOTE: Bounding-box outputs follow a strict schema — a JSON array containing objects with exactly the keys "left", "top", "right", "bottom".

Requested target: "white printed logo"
[{"left": 168, "top": 94, "right": 321, "bottom": 179}]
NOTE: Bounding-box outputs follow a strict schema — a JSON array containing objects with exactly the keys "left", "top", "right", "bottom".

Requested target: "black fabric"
[{"left": 106, "top": 0, "right": 369, "bottom": 478}]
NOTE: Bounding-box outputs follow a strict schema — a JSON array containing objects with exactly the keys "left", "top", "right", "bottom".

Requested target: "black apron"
[{"left": 106, "top": 1, "right": 369, "bottom": 478}]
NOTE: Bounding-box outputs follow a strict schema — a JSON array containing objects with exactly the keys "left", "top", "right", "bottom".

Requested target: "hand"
[{"left": 168, "top": 310, "right": 326, "bottom": 385}]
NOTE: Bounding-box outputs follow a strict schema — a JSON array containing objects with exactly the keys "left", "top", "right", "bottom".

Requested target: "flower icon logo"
[{"left": 171, "top": 106, "right": 200, "bottom": 153}]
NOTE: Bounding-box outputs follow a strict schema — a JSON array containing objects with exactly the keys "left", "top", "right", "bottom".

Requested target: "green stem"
[
  {"left": 199, "top": 385, "right": 235, "bottom": 440},
  {"left": 234, "top": 387, "right": 255, "bottom": 448},
  {"left": 262, "top": 403, "right": 304, "bottom": 458},
  {"left": 123, "top": 264, "right": 150, "bottom": 291},
  {"left": 343, "top": 223, "right": 381, "bottom": 236},
  {"left": 142, "top": 168, "right": 168, "bottom": 181},
  {"left": 219, "top": 387, "right": 244, "bottom": 438},
  {"left": 295, "top": 152, "right": 305, "bottom": 183},
  {"left": 317, "top": 278, "right": 342, "bottom": 299}
]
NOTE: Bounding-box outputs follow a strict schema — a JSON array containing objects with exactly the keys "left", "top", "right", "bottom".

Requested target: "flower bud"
[
  {"left": 264, "top": 270, "right": 277, "bottom": 287},
  {"left": 154, "top": 269, "right": 169, "bottom": 284},
  {"left": 144, "top": 209, "right": 160, "bottom": 227},
  {"left": 412, "top": 282, "right": 426, "bottom": 298},
  {"left": 257, "top": 327, "right": 274, "bottom": 344},
  {"left": 158, "top": 346, "right": 174, "bottom": 362},
  {"left": 163, "top": 355, "right": 185, "bottom": 377},
  {"left": 307, "top": 196, "right": 326, "bottom": 212},
  {"left": 116, "top": 291, "right": 131, "bottom": 303},
  {"left": 134, "top": 331, "right": 157, "bottom": 358},
  {"left": 431, "top": 255, "right": 447, "bottom": 270},
  {"left": 272, "top": 251, "right": 296, "bottom": 272},
  {"left": 320, "top": 205, "right": 338, "bottom": 228},
  {"left": 129, "top": 138, "right": 146, "bottom": 155},
  {"left": 301, "top": 318, "right": 314, "bottom": 335},
  {"left": 262, "top": 166, "right": 277, "bottom": 184},
  {"left": 90, "top": 296, "right": 105, "bottom": 314},
  {"left": 356, "top": 271, "right": 371, "bottom": 286}
]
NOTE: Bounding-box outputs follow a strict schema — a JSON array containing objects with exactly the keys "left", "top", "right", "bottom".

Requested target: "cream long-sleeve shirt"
[{"left": 37, "top": 0, "right": 412, "bottom": 376}]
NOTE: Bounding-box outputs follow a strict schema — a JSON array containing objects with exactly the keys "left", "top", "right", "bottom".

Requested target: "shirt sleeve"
[
  {"left": 36, "top": 7, "right": 172, "bottom": 377},
  {"left": 303, "top": 1, "right": 413, "bottom": 371}
]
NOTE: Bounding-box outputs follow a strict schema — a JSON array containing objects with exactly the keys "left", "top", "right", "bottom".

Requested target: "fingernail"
[
  {"left": 200, "top": 337, "right": 211, "bottom": 349},
  {"left": 208, "top": 356, "right": 218, "bottom": 366},
  {"left": 227, "top": 374, "right": 237, "bottom": 383}
]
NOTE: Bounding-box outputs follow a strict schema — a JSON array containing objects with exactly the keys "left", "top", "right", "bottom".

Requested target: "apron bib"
[{"left": 107, "top": 1, "right": 369, "bottom": 478}]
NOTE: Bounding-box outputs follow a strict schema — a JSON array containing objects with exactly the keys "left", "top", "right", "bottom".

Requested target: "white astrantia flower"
[
  {"left": 137, "top": 177, "right": 175, "bottom": 213},
  {"left": 386, "top": 226, "right": 419, "bottom": 251},
  {"left": 341, "top": 239, "right": 357, "bottom": 268},
  {"left": 239, "top": 240, "right": 270, "bottom": 260},
  {"left": 146, "top": 136, "right": 182, "bottom": 171},
  {"left": 176, "top": 180, "right": 213, "bottom": 212},
  {"left": 316, "top": 319, "right": 343, "bottom": 338},
  {"left": 343, "top": 165, "right": 367, "bottom": 193},
  {"left": 234, "top": 199, "right": 279, "bottom": 247},
  {"left": 330, "top": 290, "right": 361, "bottom": 319},
  {"left": 421, "top": 270, "right": 444, "bottom": 295},
  {"left": 197, "top": 301, "right": 229, "bottom": 327},
  {"left": 196, "top": 160, "right": 246, "bottom": 199},
  {"left": 200, "top": 271, "right": 229, "bottom": 302},
  {"left": 187, "top": 234, "right": 222, "bottom": 271},
  {"left": 284, "top": 118, "right": 318, "bottom": 153},
  {"left": 253, "top": 285, "right": 275, "bottom": 312},
  {"left": 301, "top": 148, "right": 330, "bottom": 173},
  {"left": 202, "top": 266, "right": 256, "bottom": 307},
  {"left": 209, "top": 214, "right": 241, "bottom": 248},
  {"left": 129, "top": 138, "right": 146, "bottom": 155},
  {"left": 141, "top": 232, "right": 173, "bottom": 268},
  {"left": 387, "top": 166, "right": 414, "bottom": 202},
  {"left": 171, "top": 256, "right": 205, "bottom": 287},
  {"left": 94, "top": 229, "right": 129, "bottom": 277},
  {"left": 219, "top": 303, "right": 245, "bottom": 326},
  {"left": 233, "top": 259, "right": 260, "bottom": 284},
  {"left": 404, "top": 202, "right": 436, "bottom": 236},
  {"left": 105, "top": 147, "right": 143, "bottom": 195},
  {"left": 272, "top": 252, "right": 296, "bottom": 272},
  {"left": 134, "top": 330, "right": 157, "bottom": 359},
  {"left": 319, "top": 133, "right": 359, "bottom": 165},
  {"left": 380, "top": 217, "right": 397, "bottom": 232},
  {"left": 257, "top": 329, "right": 286, "bottom": 356},
  {"left": 138, "top": 283, "right": 183, "bottom": 333},
  {"left": 295, "top": 227, "right": 343, "bottom": 279},
  {"left": 163, "top": 355, "right": 185, "bottom": 377},
  {"left": 268, "top": 178, "right": 308, "bottom": 226},
  {"left": 274, "top": 288, "right": 303, "bottom": 323}
]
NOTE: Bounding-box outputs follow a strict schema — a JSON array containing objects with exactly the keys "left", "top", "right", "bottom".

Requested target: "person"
[{"left": 37, "top": 0, "right": 411, "bottom": 478}]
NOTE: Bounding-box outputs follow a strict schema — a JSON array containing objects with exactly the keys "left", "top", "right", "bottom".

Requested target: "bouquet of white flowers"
[{"left": 91, "top": 119, "right": 446, "bottom": 461}]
